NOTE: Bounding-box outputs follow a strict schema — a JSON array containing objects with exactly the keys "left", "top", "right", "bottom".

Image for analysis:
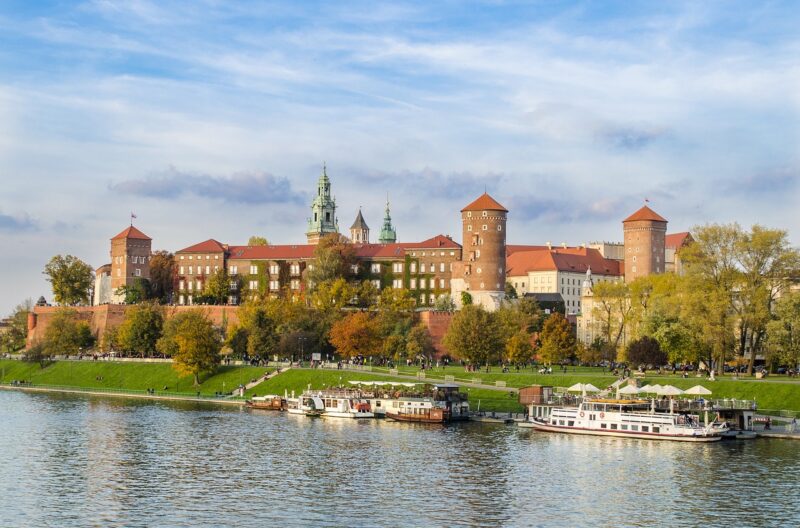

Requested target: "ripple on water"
[{"left": 0, "top": 391, "right": 798, "bottom": 528}]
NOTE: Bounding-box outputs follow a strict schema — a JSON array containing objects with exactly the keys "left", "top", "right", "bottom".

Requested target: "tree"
[
  {"left": 305, "top": 234, "right": 357, "bottom": 287},
  {"left": 433, "top": 294, "right": 456, "bottom": 312},
  {"left": 406, "top": 324, "right": 435, "bottom": 363},
  {"left": 329, "top": 311, "right": 381, "bottom": 359},
  {"left": 505, "top": 329, "right": 533, "bottom": 365},
  {"left": 43, "top": 255, "right": 94, "bottom": 305},
  {"left": 766, "top": 292, "right": 800, "bottom": 369},
  {"left": 225, "top": 326, "right": 249, "bottom": 360},
  {"left": 382, "top": 334, "right": 407, "bottom": 361},
  {"left": 504, "top": 282, "right": 518, "bottom": 299},
  {"left": 538, "top": 313, "right": 576, "bottom": 364},
  {"left": 242, "top": 305, "right": 278, "bottom": 358},
  {"left": 40, "top": 308, "right": 94, "bottom": 358},
  {"left": 23, "top": 343, "right": 52, "bottom": 368},
  {"left": 309, "top": 278, "right": 357, "bottom": 312},
  {"left": 116, "top": 278, "right": 151, "bottom": 304},
  {"left": 626, "top": 336, "right": 667, "bottom": 367},
  {"left": 157, "top": 310, "right": 221, "bottom": 385},
  {"left": 149, "top": 250, "right": 176, "bottom": 303},
  {"left": 1, "top": 300, "right": 31, "bottom": 353},
  {"left": 202, "top": 268, "right": 235, "bottom": 305},
  {"left": 461, "top": 292, "right": 473, "bottom": 306},
  {"left": 590, "top": 281, "right": 631, "bottom": 355},
  {"left": 247, "top": 236, "right": 269, "bottom": 246},
  {"left": 116, "top": 302, "right": 164, "bottom": 357},
  {"left": 442, "top": 305, "right": 502, "bottom": 366}
]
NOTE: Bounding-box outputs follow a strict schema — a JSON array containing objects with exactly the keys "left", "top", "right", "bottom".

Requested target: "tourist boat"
[
  {"left": 314, "top": 390, "right": 374, "bottom": 419},
  {"left": 285, "top": 395, "right": 324, "bottom": 417},
  {"left": 383, "top": 383, "right": 470, "bottom": 424},
  {"left": 520, "top": 398, "right": 722, "bottom": 442},
  {"left": 245, "top": 395, "right": 284, "bottom": 411}
]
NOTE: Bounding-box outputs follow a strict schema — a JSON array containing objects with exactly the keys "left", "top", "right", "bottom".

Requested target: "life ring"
[
  {"left": 579, "top": 411, "right": 585, "bottom": 418},
  {"left": 599, "top": 412, "right": 605, "bottom": 419}
]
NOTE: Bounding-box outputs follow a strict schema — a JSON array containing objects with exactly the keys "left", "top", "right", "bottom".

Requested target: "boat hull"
[
  {"left": 323, "top": 411, "right": 374, "bottom": 419},
  {"left": 523, "top": 420, "right": 722, "bottom": 442}
]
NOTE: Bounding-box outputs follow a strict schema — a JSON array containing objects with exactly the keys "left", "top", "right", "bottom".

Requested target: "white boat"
[
  {"left": 521, "top": 398, "right": 722, "bottom": 442},
  {"left": 304, "top": 390, "right": 374, "bottom": 419},
  {"left": 286, "top": 395, "right": 323, "bottom": 417}
]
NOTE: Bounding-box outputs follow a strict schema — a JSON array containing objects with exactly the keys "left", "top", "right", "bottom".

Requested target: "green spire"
[
  {"left": 306, "top": 163, "right": 339, "bottom": 242},
  {"left": 378, "top": 195, "right": 397, "bottom": 244}
]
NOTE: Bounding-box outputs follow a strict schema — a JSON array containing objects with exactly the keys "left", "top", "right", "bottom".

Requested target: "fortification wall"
[{"left": 418, "top": 310, "right": 454, "bottom": 359}]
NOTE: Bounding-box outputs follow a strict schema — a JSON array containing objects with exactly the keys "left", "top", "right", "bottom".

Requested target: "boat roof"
[
  {"left": 432, "top": 383, "right": 461, "bottom": 389},
  {"left": 586, "top": 398, "right": 650, "bottom": 405}
]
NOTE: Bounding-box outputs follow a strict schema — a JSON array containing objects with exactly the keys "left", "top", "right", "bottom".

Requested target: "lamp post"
[{"left": 299, "top": 336, "right": 306, "bottom": 365}]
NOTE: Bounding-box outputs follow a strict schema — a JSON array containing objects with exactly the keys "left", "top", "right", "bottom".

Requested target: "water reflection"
[{"left": 0, "top": 391, "right": 797, "bottom": 527}]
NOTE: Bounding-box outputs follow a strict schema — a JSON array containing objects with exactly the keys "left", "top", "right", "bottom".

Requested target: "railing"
[{"left": 1, "top": 382, "right": 236, "bottom": 401}]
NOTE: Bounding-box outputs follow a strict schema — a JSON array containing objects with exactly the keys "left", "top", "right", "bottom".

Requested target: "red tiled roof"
[
  {"left": 461, "top": 193, "right": 508, "bottom": 212},
  {"left": 665, "top": 232, "right": 692, "bottom": 249},
  {"left": 112, "top": 225, "right": 151, "bottom": 240},
  {"left": 506, "top": 244, "right": 581, "bottom": 256},
  {"left": 227, "top": 244, "right": 316, "bottom": 260},
  {"left": 409, "top": 235, "right": 461, "bottom": 249},
  {"left": 623, "top": 205, "right": 667, "bottom": 223},
  {"left": 506, "top": 248, "right": 623, "bottom": 276},
  {"left": 177, "top": 239, "right": 226, "bottom": 254}
]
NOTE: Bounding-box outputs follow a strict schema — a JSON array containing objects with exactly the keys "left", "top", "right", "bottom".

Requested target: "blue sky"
[{"left": 1, "top": 0, "right": 799, "bottom": 314}]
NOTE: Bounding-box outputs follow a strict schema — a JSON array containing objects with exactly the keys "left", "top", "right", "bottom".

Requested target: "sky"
[{"left": 1, "top": 0, "right": 799, "bottom": 315}]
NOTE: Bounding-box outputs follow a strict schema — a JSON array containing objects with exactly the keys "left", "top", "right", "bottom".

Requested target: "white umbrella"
[
  {"left": 567, "top": 383, "right": 585, "bottom": 392},
  {"left": 656, "top": 385, "right": 684, "bottom": 396},
  {"left": 618, "top": 384, "right": 641, "bottom": 395},
  {"left": 567, "top": 383, "right": 601, "bottom": 393},
  {"left": 641, "top": 384, "right": 662, "bottom": 393},
  {"left": 583, "top": 384, "right": 601, "bottom": 393},
  {"left": 684, "top": 385, "right": 712, "bottom": 396}
]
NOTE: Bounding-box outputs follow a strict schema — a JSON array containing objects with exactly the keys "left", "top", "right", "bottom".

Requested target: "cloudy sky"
[{"left": 1, "top": 0, "right": 798, "bottom": 315}]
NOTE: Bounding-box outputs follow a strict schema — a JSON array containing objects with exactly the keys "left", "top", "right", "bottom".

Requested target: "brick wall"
[{"left": 418, "top": 310, "right": 454, "bottom": 359}]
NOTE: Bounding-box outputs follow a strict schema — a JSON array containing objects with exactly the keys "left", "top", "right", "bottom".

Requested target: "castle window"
[
  {"left": 229, "top": 281, "right": 238, "bottom": 291},
  {"left": 440, "top": 263, "right": 445, "bottom": 272},
  {"left": 467, "top": 212, "right": 472, "bottom": 218},
  {"left": 450, "top": 251, "right": 455, "bottom": 256},
  {"left": 205, "top": 266, "right": 210, "bottom": 275},
  {"left": 392, "top": 279, "right": 402, "bottom": 288},
  {"left": 476, "top": 267, "right": 482, "bottom": 274},
  {"left": 467, "top": 225, "right": 473, "bottom": 232},
  {"left": 180, "top": 266, "right": 185, "bottom": 275},
  {"left": 189, "top": 255, "right": 193, "bottom": 260},
  {"left": 482, "top": 225, "right": 487, "bottom": 231},
  {"left": 189, "top": 266, "right": 193, "bottom": 275},
  {"left": 269, "top": 264, "right": 279, "bottom": 275},
  {"left": 214, "top": 266, "right": 219, "bottom": 273},
  {"left": 290, "top": 264, "right": 301, "bottom": 275},
  {"left": 290, "top": 280, "right": 300, "bottom": 290},
  {"left": 410, "top": 279, "right": 417, "bottom": 289},
  {"left": 392, "top": 262, "right": 403, "bottom": 273},
  {"left": 196, "top": 280, "right": 202, "bottom": 290},
  {"left": 188, "top": 282, "right": 193, "bottom": 291},
  {"left": 229, "top": 266, "right": 238, "bottom": 275},
  {"left": 371, "top": 263, "right": 381, "bottom": 274},
  {"left": 439, "top": 279, "right": 445, "bottom": 289},
  {"left": 420, "top": 278, "right": 426, "bottom": 289},
  {"left": 429, "top": 294, "right": 435, "bottom": 305},
  {"left": 269, "top": 280, "right": 279, "bottom": 290},
  {"left": 179, "top": 280, "right": 185, "bottom": 290},
  {"left": 179, "top": 295, "right": 185, "bottom": 305},
  {"left": 372, "top": 280, "right": 381, "bottom": 289},
  {"left": 134, "top": 268, "right": 141, "bottom": 277},
  {"left": 249, "top": 280, "right": 258, "bottom": 290},
  {"left": 180, "top": 256, "right": 184, "bottom": 260},
  {"left": 497, "top": 225, "right": 502, "bottom": 231},
  {"left": 206, "top": 255, "right": 210, "bottom": 260},
  {"left": 326, "top": 212, "right": 330, "bottom": 222},
  {"left": 250, "top": 265, "right": 258, "bottom": 275}
]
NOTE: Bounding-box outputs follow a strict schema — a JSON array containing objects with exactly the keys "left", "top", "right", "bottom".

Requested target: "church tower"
[
  {"left": 450, "top": 192, "right": 507, "bottom": 311},
  {"left": 623, "top": 204, "right": 667, "bottom": 283},
  {"left": 350, "top": 209, "right": 369, "bottom": 244},
  {"left": 306, "top": 164, "right": 339, "bottom": 244},
  {"left": 378, "top": 197, "right": 397, "bottom": 244},
  {"left": 109, "top": 224, "right": 152, "bottom": 304}
]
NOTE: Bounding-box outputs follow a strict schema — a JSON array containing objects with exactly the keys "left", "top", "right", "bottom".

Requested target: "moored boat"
[
  {"left": 286, "top": 395, "right": 324, "bottom": 417},
  {"left": 522, "top": 398, "right": 722, "bottom": 442},
  {"left": 383, "top": 383, "right": 470, "bottom": 424},
  {"left": 246, "top": 395, "right": 284, "bottom": 410}
]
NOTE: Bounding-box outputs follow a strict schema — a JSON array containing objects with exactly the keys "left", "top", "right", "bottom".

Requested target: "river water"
[{"left": 0, "top": 391, "right": 798, "bottom": 528}]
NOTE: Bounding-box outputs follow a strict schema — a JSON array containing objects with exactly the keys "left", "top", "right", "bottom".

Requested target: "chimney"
[
  {"left": 561, "top": 242, "right": 567, "bottom": 249},
  {"left": 546, "top": 241, "right": 552, "bottom": 250}
]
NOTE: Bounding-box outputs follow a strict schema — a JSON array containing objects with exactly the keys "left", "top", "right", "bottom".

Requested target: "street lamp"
[{"left": 298, "top": 336, "right": 306, "bottom": 365}]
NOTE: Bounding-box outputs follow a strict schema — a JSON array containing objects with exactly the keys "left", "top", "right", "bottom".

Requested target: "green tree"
[
  {"left": 247, "top": 236, "right": 269, "bottom": 246},
  {"left": 202, "top": 267, "right": 236, "bottom": 305},
  {"left": 1, "top": 300, "right": 32, "bottom": 353},
  {"left": 116, "top": 302, "right": 164, "bottom": 357},
  {"left": 382, "top": 333, "right": 407, "bottom": 361},
  {"left": 225, "top": 326, "right": 249, "bottom": 360},
  {"left": 305, "top": 234, "right": 357, "bottom": 287},
  {"left": 460, "top": 291, "right": 473, "bottom": 306},
  {"left": 538, "top": 313, "right": 576, "bottom": 364},
  {"left": 43, "top": 255, "right": 94, "bottom": 305},
  {"left": 40, "top": 308, "right": 94, "bottom": 357},
  {"left": 309, "top": 278, "right": 357, "bottom": 311},
  {"left": 116, "top": 278, "right": 151, "bottom": 304},
  {"left": 442, "top": 305, "right": 502, "bottom": 366},
  {"left": 158, "top": 310, "right": 221, "bottom": 385},
  {"left": 504, "top": 282, "right": 518, "bottom": 299},
  {"left": 433, "top": 294, "right": 456, "bottom": 312},
  {"left": 626, "top": 336, "right": 667, "bottom": 367},
  {"left": 406, "top": 324, "right": 435, "bottom": 363},
  {"left": 149, "top": 250, "right": 176, "bottom": 303},
  {"left": 590, "top": 281, "right": 631, "bottom": 355},
  {"left": 766, "top": 292, "right": 800, "bottom": 369},
  {"left": 242, "top": 305, "right": 278, "bottom": 358}
]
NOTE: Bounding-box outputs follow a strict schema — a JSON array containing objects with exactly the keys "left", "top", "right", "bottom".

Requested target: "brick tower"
[
  {"left": 110, "top": 225, "right": 152, "bottom": 303},
  {"left": 622, "top": 205, "right": 667, "bottom": 283},
  {"left": 451, "top": 192, "right": 507, "bottom": 310}
]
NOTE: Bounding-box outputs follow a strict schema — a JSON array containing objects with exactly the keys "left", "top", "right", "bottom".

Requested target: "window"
[
  {"left": 419, "top": 278, "right": 426, "bottom": 289},
  {"left": 269, "top": 264, "right": 279, "bottom": 275},
  {"left": 410, "top": 279, "right": 417, "bottom": 289},
  {"left": 410, "top": 262, "right": 416, "bottom": 273},
  {"left": 205, "top": 266, "right": 210, "bottom": 275},
  {"left": 180, "top": 266, "right": 185, "bottom": 275},
  {"left": 467, "top": 225, "right": 472, "bottom": 232},
  {"left": 392, "top": 262, "right": 403, "bottom": 273},
  {"left": 642, "top": 426, "right": 649, "bottom": 432},
  {"left": 371, "top": 263, "right": 381, "bottom": 273},
  {"left": 229, "top": 265, "right": 238, "bottom": 275},
  {"left": 497, "top": 224, "right": 502, "bottom": 231},
  {"left": 392, "top": 279, "right": 402, "bottom": 289},
  {"left": 439, "top": 279, "right": 445, "bottom": 289},
  {"left": 133, "top": 268, "right": 141, "bottom": 277},
  {"left": 214, "top": 266, "right": 219, "bottom": 273},
  {"left": 290, "top": 264, "right": 300, "bottom": 275},
  {"left": 206, "top": 255, "right": 210, "bottom": 260},
  {"left": 290, "top": 280, "right": 300, "bottom": 290},
  {"left": 250, "top": 265, "right": 258, "bottom": 275},
  {"left": 228, "top": 295, "right": 237, "bottom": 305},
  {"left": 350, "top": 264, "right": 359, "bottom": 274},
  {"left": 180, "top": 256, "right": 185, "bottom": 260},
  {"left": 188, "top": 282, "right": 193, "bottom": 291},
  {"left": 439, "top": 263, "right": 445, "bottom": 272},
  {"left": 269, "top": 280, "right": 279, "bottom": 290},
  {"left": 189, "top": 255, "right": 193, "bottom": 260},
  {"left": 179, "top": 280, "right": 185, "bottom": 290},
  {"left": 229, "top": 281, "right": 238, "bottom": 291},
  {"left": 631, "top": 425, "right": 639, "bottom": 431},
  {"left": 187, "top": 295, "right": 192, "bottom": 305},
  {"left": 371, "top": 279, "right": 381, "bottom": 289},
  {"left": 249, "top": 280, "right": 258, "bottom": 290},
  {"left": 467, "top": 212, "right": 472, "bottom": 218},
  {"left": 179, "top": 295, "right": 185, "bottom": 305},
  {"left": 621, "top": 424, "right": 629, "bottom": 430},
  {"left": 568, "top": 421, "right": 574, "bottom": 427},
  {"left": 428, "top": 294, "right": 435, "bottom": 305},
  {"left": 601, "top": 423, "right": 607, "bottom": 429},
  {"left": 482, "top": 225, "right": 488, "bottom": 231},
  {"left": 419, "top": 263, "right": 426, "bottom": 273},
  {"left": 652, "top": 426, "right": 660, "bottom": 433},
  {"left": 196, "top": 280, "right": 202, "bottom": 291},
  {"left": 610, "top": 424, "right": 618, "bottom": 430},
  {"left": 450, "top": 251, "right": 455, "bottom": 256}
]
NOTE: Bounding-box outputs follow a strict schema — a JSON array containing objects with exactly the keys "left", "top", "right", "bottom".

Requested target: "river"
[{"left": 0, "top": 390, "right": 797, "bottom": 527}]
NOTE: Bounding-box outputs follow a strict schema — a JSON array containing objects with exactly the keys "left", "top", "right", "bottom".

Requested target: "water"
[{"left": 0, "top": 391, "right": 798, "bottom": 528}]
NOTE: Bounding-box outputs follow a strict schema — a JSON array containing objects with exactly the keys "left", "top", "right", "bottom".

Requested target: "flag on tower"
[{"left": 131, "top": 212, "right": 137, "bottom": 225}]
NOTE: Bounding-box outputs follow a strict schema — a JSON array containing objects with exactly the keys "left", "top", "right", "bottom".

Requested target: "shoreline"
[{"left": 0, "top": 384, "right": 246, "bottom": 406}]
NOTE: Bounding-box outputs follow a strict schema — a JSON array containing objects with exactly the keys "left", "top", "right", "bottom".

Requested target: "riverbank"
[{"left": 0, "top": 383, "right": 245, "bottom": 405}]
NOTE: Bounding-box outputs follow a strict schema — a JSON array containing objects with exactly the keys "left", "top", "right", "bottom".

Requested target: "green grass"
[{"left": 0, "top": 359, "right": 268, "bottom": 396}]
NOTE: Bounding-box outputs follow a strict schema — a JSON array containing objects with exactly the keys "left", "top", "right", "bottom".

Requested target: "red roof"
[
  {"left": 623, "top": 205, "right": 667, "bottom": 223},
  {"left": 665, "top": 232, "right": 692, "bottom": 249},
  {"left": 112, "top": 225, "right": 151, "bottom": 240},
  {"left": 409, "top": 235, "right": 461, "bottom": 249},
  {"left": 461, "top": 193, "right": 508, "bottom": 213},
  {"left": 227, "top": 244, "right": 316, "bottom": 260},
  {"left": 177, "top": 239, "right": 227, "bottom": 254},
  {"left": 506, "top": 244, "right": 581, "bottom": 256},
  {"left": 506, "top": 247, "right": 623, "bottom": 276}
]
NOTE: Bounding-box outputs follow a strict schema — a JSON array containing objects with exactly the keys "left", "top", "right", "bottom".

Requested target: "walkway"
[{"left": 242, "top": 367, "right": 289, "bottom": 392}]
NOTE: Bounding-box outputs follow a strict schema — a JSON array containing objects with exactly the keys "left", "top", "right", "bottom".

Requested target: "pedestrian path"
[{"left": 242, "top": 367, "right": 289, "bottom": 392}]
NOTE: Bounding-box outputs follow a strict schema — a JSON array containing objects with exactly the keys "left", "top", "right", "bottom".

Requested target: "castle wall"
[{"left": 418, "top": 310, "right": 454, "bottom": 359}]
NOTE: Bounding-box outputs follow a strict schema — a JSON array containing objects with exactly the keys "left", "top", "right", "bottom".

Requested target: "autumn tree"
[
  {"left": 247, "top": 236, "right": 269, "bottom": 246},
  {"left": 157, "top": 310, "right": 221, "bottom": 385},
  {"left": 43, "top": 255, "right": 94, "bottom": 305},
  {"left": 537, "top": 313, "right": 576, "bottom": 364},
  {"left": 433, "top": 294, "right": 456, "bottom": 312},
  {"left": 241, "top": 304, "right": 278, "bottom": 358},
  {"left": 116, "top": 302, "right": 164, "bottom": 357},
  {"left": 40, "top": 308, "right": 94, "bottom": 358},
  {"left": 505, "top": 329, "right": 533, "bottom": 365},
  {"left": 442, "top": 305, "right": 502, "bottom": 366},
  {"left": 590, "top": 281, "right": 631, "bottom": 355},
  {"left": 329, "top": 311, "right": 381, "bottom": 359},
  {"left": 148, "top": 250, "right": 176, "bottom": 303},
  {"left": 766, "top": 291, "right": 800, "bottom": 370},
  {"left": 116, "top": 278, "right": 150, "bottom": 304},
  {"left": 1, "top": 300, "right": 31, "bottom": 353},
  {"left": 225, "top": 326, "right": 249, "bottom": 359},
  {"left": 305, "top": 234, "right": 357, "bottom": 287},
  {"left": 201, "top": 268, "right": 237, "bottom": 305},
  {"left": 406, "top": 324, "right": 435, "bottom": 363}
]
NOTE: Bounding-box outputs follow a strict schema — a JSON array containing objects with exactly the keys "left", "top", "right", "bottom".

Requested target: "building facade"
[
  {"left": 109, "top": 225, "right": 152, "bottom": 304},
  {"left": 622, "top": 205, "right": 667, "bottom": 283}
]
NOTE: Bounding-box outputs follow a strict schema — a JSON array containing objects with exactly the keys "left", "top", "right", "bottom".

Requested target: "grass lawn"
[{"left": 0, "top": 359, "right": 268, "bottom": 396}]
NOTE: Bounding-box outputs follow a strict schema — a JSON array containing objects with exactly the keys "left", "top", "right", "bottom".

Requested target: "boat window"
[
  {"left": 610, "top": 424, "right": 618, "bottom": 430},
  {"left": 568, "top": 421, "right": 574, "bottom": 427},
  {"left": 631, "top": 425, "right": 639, "bottom": 431},
  {"left": 652, "top": 427, "right": 660, "bottom": 433},
  {"left": 621, "top": 425, "right": 628, "bottom": 430},
  {"left": 641, "top": 426, "right": 649, "bottom": 432},
  {"left": 375, "top": 401, "right": 381, "bottom": 407},
  {"left": 600, "top": 424, "right": 607, "bottom": 429},
  {"left": 559, "top": 420, "right": 565, "bottom": 426}
]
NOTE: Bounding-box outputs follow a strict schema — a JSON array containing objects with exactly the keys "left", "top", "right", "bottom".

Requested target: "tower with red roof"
[
  {"left": 451, "top": 192, "right": 508, "bottom": 310},
  {"left": 622, "top": 205, "right": 667, "bottom": 283},
  {"left": 109, "top": 225, "right": 152, "bottom": 303}
]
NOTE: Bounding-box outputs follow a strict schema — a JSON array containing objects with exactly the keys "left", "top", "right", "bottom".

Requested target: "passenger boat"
[
  {"left": 383, "top": 383, "right": 470, "bottom": 424},
  {"left": 285, "top": 395, "right": 323, "bottom": 417},
  {"left": 521, "top": 398, "right": 722, "bottom": 442},
  {"left": 245, "top": 395, "right": 284, "bottom": 410},
  {"left": 294, "top": 390, "right": 374, "bottom": 419}
]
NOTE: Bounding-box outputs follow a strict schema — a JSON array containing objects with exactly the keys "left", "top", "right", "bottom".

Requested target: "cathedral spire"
[
  {"left": 378, "top": 195, "right": 397, "bottom": 244},
  {"left": 306, "top": 163, "right": 339, "bottom": 244}
]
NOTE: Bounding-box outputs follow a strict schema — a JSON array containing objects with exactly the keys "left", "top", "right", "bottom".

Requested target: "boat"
[
  {"left": 383, "top": 383, "right": 470, "bottom": 424},
  {"left": 520, "top": 398, "right": 722, "bottom": 442},
  {"left": 286, "top": 395, "right": 324, "bottom": 417},
  {"left": 314, "top": 390, "right": 374, "bottom": 419},
  {"left": 245, "top": 395, "right": 284, "bottom": 410}
]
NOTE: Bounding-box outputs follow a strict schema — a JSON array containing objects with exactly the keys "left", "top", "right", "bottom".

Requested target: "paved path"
[{"left": 243, "top": 367, "right": 289, "bottom": 391}]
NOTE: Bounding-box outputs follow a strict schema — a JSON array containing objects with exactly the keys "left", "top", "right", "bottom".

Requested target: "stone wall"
[{"left": 418, "top": 310, "right": 454, "bottom": 359}]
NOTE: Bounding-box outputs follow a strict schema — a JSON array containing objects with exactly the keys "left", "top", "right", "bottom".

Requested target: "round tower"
[
  {"left": 622, "top": 205, "right": 667, "bottom": 283},
  {"left": 455, "top": 192, "right": 507, "bottom": 310}
]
